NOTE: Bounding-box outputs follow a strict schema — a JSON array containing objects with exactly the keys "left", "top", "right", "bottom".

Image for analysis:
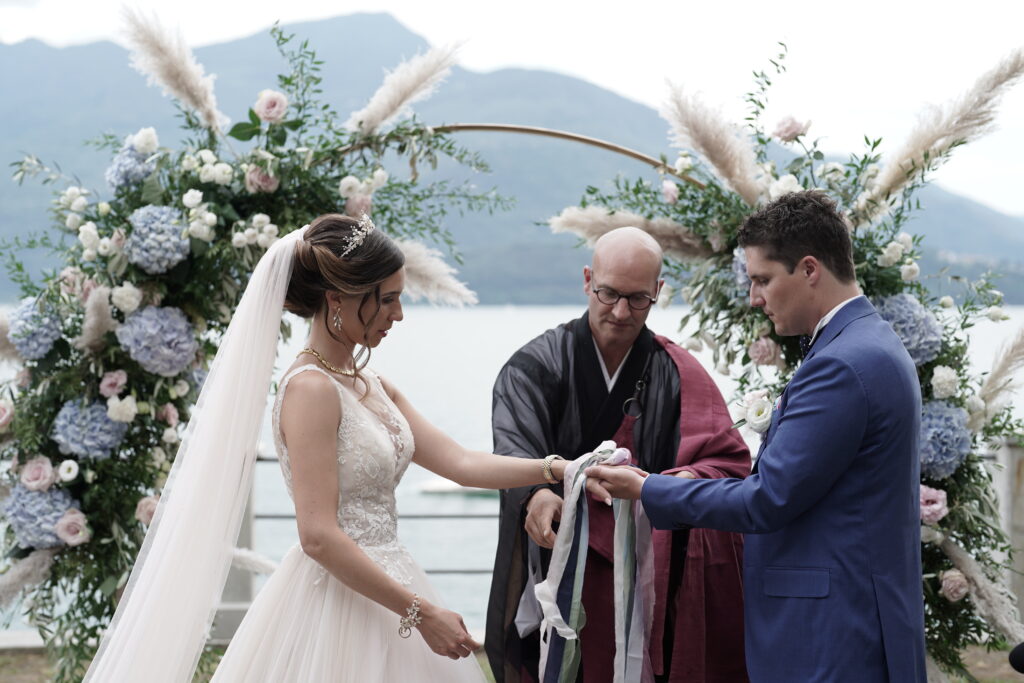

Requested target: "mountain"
[{"left": 3, "top": 12, "right": 1023, "bottom": 304}]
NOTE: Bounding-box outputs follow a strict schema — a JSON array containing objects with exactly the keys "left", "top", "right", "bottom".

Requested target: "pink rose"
[
  {"left": 344, "top": 194, "right": 373, "bottom": 219},
  {"left": 20, "top": 456, "right": 57, "bottom": 492},
  {"left": 253, "top": 89, "right": 289, "bottom": 124},
  {"left": 135, "top": 495, "right": 160, "bottom": 526},
  {"left": 55, "top": 508, "right": 92, "bottom": 546},
  {"left": 661, "top": 180, "right": 679, "bottom": 205},
  {"left": 748, "top": 336, "right": 783, "bottom": 367},
  {"left": 939, "top": 569, "right": 969, "bottom": 602},
  {"left": 99, "top": 369, "right": 128, "bottom": 398},
  {"left": 0, "top": 398, "right": 13, "bottom": 433},
  {"left": 244, "top": 166, "right": 280, "bottom": 194},
  {"left": 772, "top": 116, "right": 811, "bottom": 142},
  {"left": 920, "top": 485, "right": 949, "bottom": 525},
  {"left": 59, "top": 266, "right": 85, "bottom": 296},
  {"left": 156, "top": 402, "right": 179, "bottom": 427}
]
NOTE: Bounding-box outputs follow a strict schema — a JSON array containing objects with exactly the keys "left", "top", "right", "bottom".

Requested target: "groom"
[{"left": 589, "top": 191, "right": 927, "bottom": 681}]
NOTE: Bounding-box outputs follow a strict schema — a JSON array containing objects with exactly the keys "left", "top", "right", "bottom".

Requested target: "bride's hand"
[{"left": 417, "top": 601, "right": 481, "bottom": 659}]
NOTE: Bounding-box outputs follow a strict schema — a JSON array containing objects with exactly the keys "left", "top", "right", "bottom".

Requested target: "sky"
[{"left": 3, "top": 0, "right": 1024, "bottom": 216}]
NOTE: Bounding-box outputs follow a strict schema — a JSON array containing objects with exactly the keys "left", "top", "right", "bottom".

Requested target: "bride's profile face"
[{"left": 339, "top": 267, "right": 406, "bottom": 348}]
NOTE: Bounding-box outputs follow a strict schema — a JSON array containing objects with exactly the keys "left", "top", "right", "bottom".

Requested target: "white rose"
[
  {"left": 130, "top": 126, "right": 159, "bottom": 155},
  {"left": 111, "top": 282, "right": 143, "bottom": 314},
  {"left": 231, "top": 232, "right": 248, "bottom": 248},
  {"left": 212, "top": 163, "right": 233, "bottom": 185},
  {"left": 70, "top": 196, "right": 88, "bottom": 212},
  {"left": 198, "top": 164, "right": 217, "bottom": 183},
  {"left": 97, "top": 201, "right": 111, "bottom": 217},
  {"left": 96, "top": 238, "right": 113, "bottom": 257},
  {"left": 985, "top": 306, "right": 1009, "bottom": 322},
  {"left": 768, "top": 174, "right": 803, "bottom": 200},
  {"left": 900, "top": 261, "right": 920, "bottom": 282},
  {"left": 78, "top": 222, "right": 100, "bottom": 249},
  {"left": 203, "top": 211, "right": 217, "bottom": 227},
  {"left": 182, "top": 189, "right": 203, "bottom": 208},
  {"left": 81, "top": 248, "right": 98, "bottom": 262},
  {"left": 151, "top": 447, "right": 168, "bottom": 465},
  {"left": 939, "top": 296, "right": 955, "bottom": 308},
  {"left": 66, "top": 213, "right": 83, "bottom": 230},
  {"left": 673, "top": 153, "right": 693, "bottom": 174},
  {"left": 262, "top": 223, "right": 279, "bottom": 237},
  {"left": 966, "top": 395, "right": 986, "bottom": 415},
  {"left": 931, "top": 366, "right": 958, "bottom": 399},
  {"left": 254, "top": 89, "right": 289, "bottom": 123},
  {"left": 181, "top": 155, "right": 198, "bottom": 172},
  {"left": 107, "top": 395, "right": 138, "bottom": 423},
  {"left": 876, "top": 241, "right": 904, "bottom": 267},
  {"left": 256, "top": 233, "right": 273, "bottom": 249},
  {"left": 251, "top": 213, "right": 271, "bottom": 228},
  {"left": 64, "top": 186, "right": 82, "bottom": 201},
  {"left": 197, "top": 149, "right": 217, "bottom": 165},
  {"left": 58, "top": 459, "right": 79, "bottom": 482},
  {"left": 897, "top": 232, "right": 914, "bottom": 250},
  {"left": 746, "top": 397, "right": 774, "bottom": 433},
  {"left": 772, "top": 116, "right": 811, "bottom": 142},
  {"left": 173, "top": 379, "right": 189, "bottom": 396},
  {"left": 162, "top": 426, "right": 180, "bottom": 444},
  {"left": 682, "top": 337, "right": 703, "bottom": 352},
  {"left": 338, "top": 175, "right": 361, "bottom": 198},
  {"left": 371, "top": 168, "right": 389, "bottom": 190},
  {"left": 244, "top": 227, "right": 259, "bottom": 244}
]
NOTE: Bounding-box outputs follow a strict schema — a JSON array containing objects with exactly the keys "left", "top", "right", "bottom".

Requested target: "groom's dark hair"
[{"left": 738, "top": 190, "right": 856, "bottom": 283}]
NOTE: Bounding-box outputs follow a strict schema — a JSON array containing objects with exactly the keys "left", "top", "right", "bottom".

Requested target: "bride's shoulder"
[{"left": 280, "top": 364, "right": 342, "bottom": 403}]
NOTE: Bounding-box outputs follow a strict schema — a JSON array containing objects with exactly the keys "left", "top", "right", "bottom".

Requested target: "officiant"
[{"left": 485, "top": 227, "right": 750, "bottom": 683}]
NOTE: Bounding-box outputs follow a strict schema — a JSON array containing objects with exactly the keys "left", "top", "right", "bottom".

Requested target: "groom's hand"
[{"left": 586, "top": 465, "right": 648, "bottom": 502}]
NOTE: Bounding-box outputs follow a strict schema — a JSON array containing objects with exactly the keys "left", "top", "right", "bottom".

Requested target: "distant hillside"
[{"left": 3, "top": 12, "right": 1023, "bottom": 304}]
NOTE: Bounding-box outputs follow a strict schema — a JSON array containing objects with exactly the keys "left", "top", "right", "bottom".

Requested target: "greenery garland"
[{"left": 0, "top": 25, "right": 505, "bottom": 680}]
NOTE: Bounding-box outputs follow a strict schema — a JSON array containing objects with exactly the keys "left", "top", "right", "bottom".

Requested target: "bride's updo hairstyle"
[{"left": 286, "top": 213, "right": 405, "bottom": 375}]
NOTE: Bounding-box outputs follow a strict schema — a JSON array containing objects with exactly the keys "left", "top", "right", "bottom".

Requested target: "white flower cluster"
[
  {"left": 876, "top": 233, "right": 914, "bottom": 267},
  {"left": 106, "top": 395, "right": 138, "bottom": 423},
  {"left": 77, "top": 221, "right": 124, "bottom": 262},
  {"left": 180, "top": 189, "right": 217, "bottom": 242},
  {"left": 231, "top": 213, "right": 279, "bottom": 250},
  {"left": 182, "top": 149, "right": 233, "bottom": 185},
  {"left": 930, "top": 365, "right": 959, "bottom": 399},
  {"left": 768, "top": 174, "right": 803, "bottom": 201},
  {"left": 111, "top": 281, "right": 143, "bottom": 314}
]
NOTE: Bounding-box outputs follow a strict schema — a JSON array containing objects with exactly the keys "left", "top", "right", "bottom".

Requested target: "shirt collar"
[{"left": 809, "top": 294, "right": 865, "bottom": 346}]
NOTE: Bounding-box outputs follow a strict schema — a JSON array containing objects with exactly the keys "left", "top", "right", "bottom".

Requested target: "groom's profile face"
[{"left": 745, "top": 245, "right": 812, "bottom": 337}]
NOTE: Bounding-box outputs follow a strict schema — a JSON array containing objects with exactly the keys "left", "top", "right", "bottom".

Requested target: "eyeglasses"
[{"left": 592, "top": 287, "right": 658, "bottom": 311}]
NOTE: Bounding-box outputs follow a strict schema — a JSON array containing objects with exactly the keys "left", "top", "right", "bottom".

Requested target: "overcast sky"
[{"left": 3, "top": 0, "right": 1023, "bottom": 216}]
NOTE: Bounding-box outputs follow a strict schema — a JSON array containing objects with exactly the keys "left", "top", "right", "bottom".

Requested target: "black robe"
[{"left": 485, "top": 313, "right": 683, "bottom": 682}]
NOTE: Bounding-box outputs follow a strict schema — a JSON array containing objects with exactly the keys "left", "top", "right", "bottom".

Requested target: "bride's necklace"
[{"left": 300, "top": 347, "right": 356, "bottom": 376}]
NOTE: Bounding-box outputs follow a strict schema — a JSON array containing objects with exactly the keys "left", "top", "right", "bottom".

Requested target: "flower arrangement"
[
  {"left": 552, "top": 43, "right": 1024, "bottom": 673},
  {"left": 0, "top": 16, "right": 503, "bottom": 680}
]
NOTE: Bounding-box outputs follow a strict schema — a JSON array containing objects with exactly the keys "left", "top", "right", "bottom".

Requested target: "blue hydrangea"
[
  {"left": 731, "top": 246, "right": 751, "bottom": 293},
  {"left": 920, "top": 400, "right": 972, "bottom": 480},
  {"left": 105, "top": 144, "right": 156, "bottom": 190},
  {"left": 115, "top": 306, "right": 198, "bottom": 377},
  {"left": 1, "top": 484, "right": 77, "bottom": 549},
  {"left": 6, "top": 297, "right": 61, "bottom": 360},
  {"left": 873, "top": 293, "right": 943, "bottom": 366},
  {"left": 124, "top": 205, "right": 190, "bottom": 274},
  {"left": 51, "top": 399, "right": 129, "bottom": 460}
]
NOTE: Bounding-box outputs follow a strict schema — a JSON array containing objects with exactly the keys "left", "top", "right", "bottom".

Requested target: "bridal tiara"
[{"left": 340, "top": 213, "right": 376, "bottom": 257}]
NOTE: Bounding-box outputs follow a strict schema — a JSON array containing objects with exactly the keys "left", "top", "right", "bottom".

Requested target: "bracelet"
[
  {"left": 398, "top": 594, "right": 422, "bottom": 638},
  {"left": 542, "top": 454, "right": 565, "bottom": 484}
]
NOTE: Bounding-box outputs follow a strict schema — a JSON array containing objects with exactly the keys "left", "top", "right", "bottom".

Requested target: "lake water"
[{"left": 3, "top": 304, "right": 1023, "bottom": 635}]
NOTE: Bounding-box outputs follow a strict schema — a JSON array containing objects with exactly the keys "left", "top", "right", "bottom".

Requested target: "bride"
[{"left": 84, "top": 214, "right": 568, "bottom": 682}]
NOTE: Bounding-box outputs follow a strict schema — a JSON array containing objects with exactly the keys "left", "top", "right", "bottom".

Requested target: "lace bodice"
[{"left": 272, "top": 364, "right": 416, "bottom": 584}]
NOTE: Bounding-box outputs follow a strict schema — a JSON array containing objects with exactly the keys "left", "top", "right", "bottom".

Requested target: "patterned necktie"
[{"left": 799, "top": 335, "right": 813, "bottom": 357}]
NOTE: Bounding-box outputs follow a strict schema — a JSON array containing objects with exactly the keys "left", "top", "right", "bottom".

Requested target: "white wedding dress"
[{"left": 212, "top": 364, "right": 486, "bottom": 682}]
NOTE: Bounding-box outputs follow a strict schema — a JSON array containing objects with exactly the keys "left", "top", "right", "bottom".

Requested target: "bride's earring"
[{"left": 332, "top": 308, "right": 343, "bottom": 332}]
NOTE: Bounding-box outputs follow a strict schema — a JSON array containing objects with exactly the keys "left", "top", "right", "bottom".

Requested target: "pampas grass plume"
[
  {"left": 122, "top": 7, "right": 227, "bottom": 129},
  {"left": 661, "top": 85, "right": 764, "bottom": 207},
  {"left": 394, "top": 239, "right": 477, "bottom": 307},
  {"left": 0, "top": 549, "right": 58, "bottom": 610},
  {"left": 550, "top": 205, "right": 711, "bottom": 262},
  {"left": 979, "top": 326, "right": 1024, "bottom": 410},
  {"left": 345, "top": 44, "right": 460, "bottom": 135},
  {"left": 73, "top": 286, "right": 117, "bottom": 353}
]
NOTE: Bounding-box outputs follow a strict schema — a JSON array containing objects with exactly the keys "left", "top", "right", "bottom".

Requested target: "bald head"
[{"left": 592, "top": 227, "right": 663, "bottom": 284}]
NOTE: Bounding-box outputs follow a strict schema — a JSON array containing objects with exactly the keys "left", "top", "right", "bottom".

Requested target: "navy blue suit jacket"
[{"left": 641, "top": 297, "right": 926, "bottom": 682}]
